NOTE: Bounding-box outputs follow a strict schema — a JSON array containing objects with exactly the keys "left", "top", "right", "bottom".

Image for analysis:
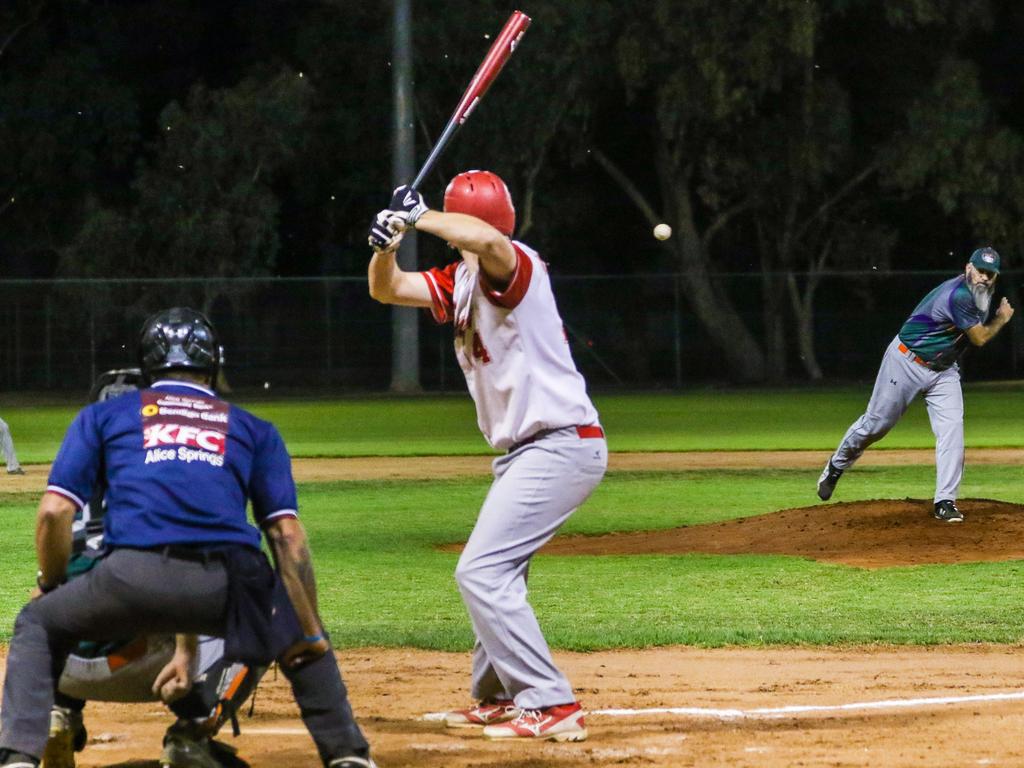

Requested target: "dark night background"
[{"left": 2, "top": 0, "right": 1024, "bottom": 387}]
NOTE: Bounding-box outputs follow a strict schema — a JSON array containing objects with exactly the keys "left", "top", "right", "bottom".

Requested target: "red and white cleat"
[
  {"left": 443, "top": 699, "right": 518, "bottom": 728},
  {"left": 482, "top": 702, "right": 588, "bottom": 742}
]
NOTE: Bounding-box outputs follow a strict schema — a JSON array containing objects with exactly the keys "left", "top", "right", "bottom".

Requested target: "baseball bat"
[{"left": 411, "top": 10, "right": 532, "bottom": 190}]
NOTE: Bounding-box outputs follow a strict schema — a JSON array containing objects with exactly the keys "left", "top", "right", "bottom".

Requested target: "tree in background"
[
  {"left": 2, "top": 0, "right": 1023, "bottom": 388},
  {"left": 283, "top": 1, "right": 391, "bottom": 273},
  {"left": 63, "top": 68, "right": 312, "bottom": 303},
  {"left": 588, "top": 0, "right": 1002, "bottom": 382},
  {"left": 411, "top": 1, "right": 616, "bottom": 240},
  {"left": 55, "top": 67, "right": 312, "bottom": 382},
  {"left": 0, "top": 1, "right": 138, "bottom": 277},
  {"left": 592, "top": 0, "right": 822, "bottom": 382},
  {"left": 885, "top": 57, "right": 1024, "bottom": 262}
]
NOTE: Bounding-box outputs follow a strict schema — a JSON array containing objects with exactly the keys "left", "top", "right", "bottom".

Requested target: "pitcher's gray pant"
[
  {"left": 0, "top": 547, "right": 369, "bottom": 764},
  {"left": 455, "top": 427, "right": 607, "bottom": 710},
  {"left": 0, "top": 417, "right": 21, "bottom": 472},
  {"left": 832, "top": 336, "right": 964, "bottom": 503}
]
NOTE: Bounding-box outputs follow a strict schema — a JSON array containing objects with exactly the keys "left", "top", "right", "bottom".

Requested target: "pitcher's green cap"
[{"left": 969, "top": 247, "right": 1000, "bottom": 274}]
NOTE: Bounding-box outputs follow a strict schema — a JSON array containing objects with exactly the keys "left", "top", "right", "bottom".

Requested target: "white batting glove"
[
  {"left": 367, "top": 209, "right": 404, "bottom": 252},
  {"left": 388, "top": 185, "right": 429, "bottom": 227}
]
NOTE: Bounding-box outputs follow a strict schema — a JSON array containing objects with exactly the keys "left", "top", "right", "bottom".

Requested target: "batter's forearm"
[
  {"left": 415, "top": 210, "right": 515, "bottom": 283},
  {"left": 368, "top": 250, "right": 400, "bottom": 303},
  {"left": 368, "top": 250, "right": 433, "bottom": 307},
  {"left": 415, "top": 210, "right": 493, "bottom": 251}
]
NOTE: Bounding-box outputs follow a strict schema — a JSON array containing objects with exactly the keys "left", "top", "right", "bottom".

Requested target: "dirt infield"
[
  {"left": 4, "top": 447, "right": 1024, "bottom": 490},
  {"left": 1, "top": 645, "right": 1021, "bottom": 768},
  {"left": 536, "top": 497, "right": 1024, "bottom": 568},
  {"left": 2, "top": 450, "right": 1023, "bottom": 766}
]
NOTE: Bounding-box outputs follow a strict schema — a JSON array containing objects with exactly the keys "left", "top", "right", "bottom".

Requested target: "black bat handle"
[{"left": 411, "top": 117, "right": 461, "bottom": 190}]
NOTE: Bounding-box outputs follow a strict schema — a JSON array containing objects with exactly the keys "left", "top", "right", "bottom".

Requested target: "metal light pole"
[{"left": 389, "top": 0, "right": 421, "bottom": 392}]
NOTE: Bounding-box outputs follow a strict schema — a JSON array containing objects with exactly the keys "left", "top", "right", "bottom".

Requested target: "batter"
[
  {"left": 818, "top": 247, "right": 1013, "bottom": 522},
  {"left": 367, "top": 171, "right": 606, "bottom": 742}
]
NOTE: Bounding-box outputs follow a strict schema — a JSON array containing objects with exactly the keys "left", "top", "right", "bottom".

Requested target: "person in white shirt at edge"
[
  {"left": 367, "top": 171, "right": 607, "bottom": 742},
  {"left": 0, "top": 416, "right": 25, "bottom": 475}
]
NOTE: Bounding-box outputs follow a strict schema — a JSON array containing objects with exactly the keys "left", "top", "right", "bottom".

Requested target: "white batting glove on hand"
[
  {"left": 368, "top": 209, "right": 404, "bottom": 252},
  {"left": 388, "top": 185, "right": 429, "bottom": 227}
]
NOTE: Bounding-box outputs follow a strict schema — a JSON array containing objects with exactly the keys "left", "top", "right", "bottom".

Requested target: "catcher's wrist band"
[{"left": 304, "top": 634, "right": 324, "bottom": 644}]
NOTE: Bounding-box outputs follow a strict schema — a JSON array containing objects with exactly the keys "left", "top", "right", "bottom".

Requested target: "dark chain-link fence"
[{"left": 0, "top": 271, "right": 1019, "bottom": 392}]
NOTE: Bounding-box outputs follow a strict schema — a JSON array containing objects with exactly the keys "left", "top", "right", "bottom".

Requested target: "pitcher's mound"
[{"left": 538, "top": 498, "right": 1024, "bottom": 569}]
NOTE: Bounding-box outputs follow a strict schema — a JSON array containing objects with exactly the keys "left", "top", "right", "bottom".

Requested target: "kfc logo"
[{"left": 143, "top": 423, "right": 226, "bottom": 454}]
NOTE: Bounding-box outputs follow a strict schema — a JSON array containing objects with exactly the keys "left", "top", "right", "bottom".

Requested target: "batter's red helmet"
[{"left": 443, "top": 170, "right": 516, "bottom": 236}]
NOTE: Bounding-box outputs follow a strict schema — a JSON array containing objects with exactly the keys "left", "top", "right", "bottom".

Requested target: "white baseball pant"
[
  {"left": 832, "top": 335, "right": 964, "bottom": 503},
  {"left": 0, "top": 417, "right": 21, "bottom": 472},
  {"left": 455, "top": 426, "right": 607, "bottom": 710}
]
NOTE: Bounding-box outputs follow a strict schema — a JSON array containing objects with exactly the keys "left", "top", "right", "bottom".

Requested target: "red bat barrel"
[
  {"left": 410, "top": 10, "right": 532, "bottom": 190},
  {"left": 452, "top": 10, "right": 532, "bottom": 124}
]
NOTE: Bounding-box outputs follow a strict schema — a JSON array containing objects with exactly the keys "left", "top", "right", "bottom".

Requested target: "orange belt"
[{"left": 897, "top": 342, "right": 931, "bottom": 369}]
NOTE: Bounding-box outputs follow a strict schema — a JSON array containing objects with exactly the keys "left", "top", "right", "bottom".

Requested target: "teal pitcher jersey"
[{"left": 897, "top": 275, "right": 986, "bottom": 370}]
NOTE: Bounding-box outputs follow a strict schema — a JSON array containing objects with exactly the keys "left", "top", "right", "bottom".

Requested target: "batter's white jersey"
[{"left": 422, "top": 241, "right": 600, "bottom": 450}]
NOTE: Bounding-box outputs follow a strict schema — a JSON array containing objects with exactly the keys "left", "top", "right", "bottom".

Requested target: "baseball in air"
[{"left": 653, "top": 223, "right": 672, "bottom": 241}]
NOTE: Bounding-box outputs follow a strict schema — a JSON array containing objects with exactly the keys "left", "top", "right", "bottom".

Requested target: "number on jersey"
[{"left": 471, "top": 331, "right": 491, "bottom": 364}]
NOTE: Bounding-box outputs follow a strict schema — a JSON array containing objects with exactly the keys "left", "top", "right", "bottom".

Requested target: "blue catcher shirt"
[
  {"left": 47, "top": 380, "right": 297, "bottom": 549},
  {"left": 897, "top": 275, "right": 986, "bottom": 370}
]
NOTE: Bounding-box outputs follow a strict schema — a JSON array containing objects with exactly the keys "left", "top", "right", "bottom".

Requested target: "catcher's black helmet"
[{"left": 138, "top": 307, "right": 220, "bottom": 383}]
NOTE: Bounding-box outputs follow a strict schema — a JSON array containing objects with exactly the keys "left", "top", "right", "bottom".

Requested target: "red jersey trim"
[
  {"left": 481, "top": 244, "right": 533, "bottom": 310},
  {"left": 421, "top": 263, "right": 458, "bottom": 324},
  {"left": 421, "top": 272, "right": 448, "bottom": 323}
]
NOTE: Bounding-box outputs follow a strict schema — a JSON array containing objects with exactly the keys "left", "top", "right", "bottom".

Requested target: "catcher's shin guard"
[
  {"left": 41, "top": 706, "right": 86, "bottom": 768},
  {"left": 160, "top": 722, "right": 221, "bottom": 768}
]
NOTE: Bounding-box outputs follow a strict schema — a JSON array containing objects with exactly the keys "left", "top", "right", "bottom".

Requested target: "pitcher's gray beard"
[{"left": 970, "top": 281, "right": 994, "bottom": 313}]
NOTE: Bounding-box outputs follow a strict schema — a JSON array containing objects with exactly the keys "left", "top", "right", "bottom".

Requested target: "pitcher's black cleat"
[
  {"left": 933, "top": 499, "right": 963, "bottom": 523},
  {"left": 816, "top": 459, "right": 843, "bottom": 501}
]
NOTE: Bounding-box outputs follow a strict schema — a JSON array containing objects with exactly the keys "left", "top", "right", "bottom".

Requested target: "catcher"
[
  {"left": 0, "top": 309, "right": 374, "bottom": 768},
  {"left": 43, "top": 369, "right": 265, "bottom": 768}
]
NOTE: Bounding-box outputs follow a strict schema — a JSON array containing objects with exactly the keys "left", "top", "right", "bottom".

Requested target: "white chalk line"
[
  {"left": 418, "top": 689, "right": 1024, "bottom": 723},
  {"left": 236, "top": 691, "right": 1024, "bottom": 736}
]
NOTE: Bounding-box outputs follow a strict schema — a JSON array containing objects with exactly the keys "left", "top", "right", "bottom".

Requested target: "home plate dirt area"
[
  {"left": 2, "top": 449, "right": 1023, "bottom": 767},
  {"left": 1, "top": 646, "right": 1021, "bottom": 768}
]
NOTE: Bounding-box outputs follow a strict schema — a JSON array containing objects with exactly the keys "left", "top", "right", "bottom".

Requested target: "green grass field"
[
  {"left": 5, "top": 384, "right": 1024, "bottom": 461},
  {"left": 2, "top": 387, "right": 1023, "bottom": 647}
]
